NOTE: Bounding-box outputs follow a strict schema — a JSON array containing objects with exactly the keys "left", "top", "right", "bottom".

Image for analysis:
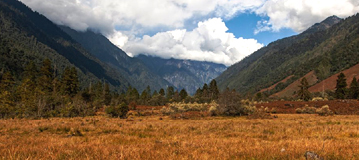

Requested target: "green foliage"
[
  {"left": 349, "top": 77, "right": 359, "bottom": 99},
  {"left": 179, "top": 89, "right": 188, "bottom": 101},
  {"left": 335, "top": 73, "right": 347, "bottom": 99},
  {"left": 297, "top": 77, "right": 312, "bottom": 101},
  {"left": 217, "top": 14, "right": 359, "bottom": 97},
  {"left": 105, "top": 102, "right": 129, "bottom": 118},
  {"left": 166, "top": 86, "right": 175, "bottom": 101}
]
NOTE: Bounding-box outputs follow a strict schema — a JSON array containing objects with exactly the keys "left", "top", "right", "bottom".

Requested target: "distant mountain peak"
[{"left": 303, "top": 15, "right": 342, "bottom": 34}]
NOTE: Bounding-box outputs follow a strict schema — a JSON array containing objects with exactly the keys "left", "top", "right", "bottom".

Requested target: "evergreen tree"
[
  {"left": 61, "top": 67, "right": 79, "bottom": 97},
  {"left": 0, "top": 71, "right": 15, "bottom": 92},
  {"left": 202, "top": 83, "right": 210, "bottom": 102},
  {"left": 103, "top": 83, "right": 112, "bottom": 105},
  {"left": 166, "top": 86, "right": 174, "bottom": 101},
  {"left": 38, "top": 59, "right": 53, "bottom": 93},
  {"left": 179, "top": 89, "right": 188, "bottom": 100},
  {"left": 173, "top": 90, "right": 181, "bottom": 102},
  {"left": 209, "top": 79, "right": 219, "bottom": 100},
  {"left": 194, "top": 88, "right": 202, "bottom": 102},
  {"left": 335, "top": 73, "right": 347, "bottom": 99},
  {"left": 140, "top": 89, "right": 149, "bottom": 105},
  {"left": 297, "top": 77, "right": 312, "bottom": 101},
  {"left": 145, "top": 85, "right": 151, "bottom": 99},
  {"left": 349, "top": 77, "right": 359, "bottom": 99},
  {"left": 159, "top": 88, "right": 165, "bottom": 96}
]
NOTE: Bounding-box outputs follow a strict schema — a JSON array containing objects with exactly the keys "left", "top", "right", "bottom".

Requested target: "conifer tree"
[
  {"left": 159, "top": 88, "right": 165, "bottom": 96},
  {"left": 349, "top": 77, "right": 359, "bottom": 99},
  {"left": 209, "top": 79, "right": 219, "bottom": 100},
  {"left": 297, "top": 77, "right": 312, "bottom": 101},
  {"left": 179, "top": 89, "right": 188, "bottom": 100},
  {"left": 38, "top": 59, "right": 53, "bottom": 93},
  {"left": 103, "top": 83, "right": 112, "bottom": 105},
  {"left": 166, "top": 86, "right": 174, "bottom": 101},
  {"left": 61, "top": 67, "right": 79, "bottom": 97},
  {"left": 335, "top": 73, "right": 347, "bottom": 99},
  {"left": 0, "top": 71, "right": 14, "bottom": 92}
]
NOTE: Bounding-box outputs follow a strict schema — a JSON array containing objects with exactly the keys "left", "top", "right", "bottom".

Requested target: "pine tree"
[
  {"left": 38, "top": 59, "right": 53, "bottom": 93},
  {"left": 179, "top": 89, "right": 188, "bottom": 100},
  {"left": 159, "top": 88, "right": 165, "bottom": 96},
  {"left": 103, "top": 83, "right": 112, "bottom": 105},
  {"left": 166, "top": 86, "right": 174, "bottom": 101},
  {"left": 335, "top": 73, "right": 347, "bottom": 99},
  {"left": 349, "top": 77, "right": 359, "bottom": 99},
  {"left": 140, "top": 89, "right": 149, "bottom": 105},
  {"left": 297, "top": 77, "right": 312, "bottom": 101},
  {"left": 61, "top": 67, "right": 79, "bottom": 97},
  {"left": 173, "top": 90, "right": 181, "bottom": 102},
  {"left": 194, "top": 88, "right": 202, "bottom": 102},
  {"left": 0, "top": 71, "right": 15, "bottom": 92},
  {"left": 209, "top": 79, "right": 219, "bottom": 101}
]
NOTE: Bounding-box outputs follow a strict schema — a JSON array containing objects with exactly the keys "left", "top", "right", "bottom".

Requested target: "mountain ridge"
[{"left": 216, "top": 13, "right": 359, "bottom": 97}]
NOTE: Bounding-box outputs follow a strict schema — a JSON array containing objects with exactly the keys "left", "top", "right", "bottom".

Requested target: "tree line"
[
  {"left": 0, "top": 59, "right": 220, "bottom": 119},
  {"left": 297, "top": 73, "right": 359, "bottom": 101}
]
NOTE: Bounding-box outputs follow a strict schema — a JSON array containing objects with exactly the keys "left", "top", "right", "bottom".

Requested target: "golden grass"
[{"left": 1, "top": 114, "right": 359, "bottom": 159}]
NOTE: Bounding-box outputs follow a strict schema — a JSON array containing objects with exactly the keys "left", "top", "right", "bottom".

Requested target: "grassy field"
[{"left": 1, "top": 114, "right": 359, "bottom": 159}]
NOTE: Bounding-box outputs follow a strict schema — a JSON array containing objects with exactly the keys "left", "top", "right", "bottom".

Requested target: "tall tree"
[
  {"left": 179, "top": 89, "right": 188, "bottom": 100},
  {"left": 103, "top": 83, "right": 112, "bottom": 105},
  {"left": 209, "top": 79, "right": 219, "bottom": 101},
  {"left": 159, "top": 88, "right": 165, "bottom": 96},
  {"left": 166, "top": 86, "right": 174, "bottom": 101},
  {"left": 38, "top": 59, "right": 53, "bottom": 93},
  {"left": 335, "top": 73, "right": 347, "bottom": 99},
  {"left": 297, "top": 77, "right": 312, "bottom": 101},
  {"left": 0, "top": 71, "right": 15, "bottom": 92},
  {"left": 349, "top": 77, "right": 359, "bottom": 99},
  {"left": 61, "top": 67, "right": 79, "bottom": 97}
]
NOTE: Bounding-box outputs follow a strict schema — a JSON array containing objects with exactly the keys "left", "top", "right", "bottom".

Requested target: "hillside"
[
  {"left": 217, "top": 14, "right": 359, "bottom": 96},
  {"left": 0, "top": 0, "right": 131, "bottom": 91},
  {"left": 136, "top": 55, "right": 227, "bottom": 95},
  {"left": 59, "top": 27, "right": 171, "bottom": 92}
]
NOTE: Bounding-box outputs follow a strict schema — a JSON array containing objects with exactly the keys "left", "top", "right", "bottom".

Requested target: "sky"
[{"left": 19, "top": 0, "right": 359, "bottom": 66}]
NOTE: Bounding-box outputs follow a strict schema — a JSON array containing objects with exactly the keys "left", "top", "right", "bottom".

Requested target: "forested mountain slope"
[
  {"left": 216, "top": 14, "right": 359, "bottom": 96},
  {"left": 0, "top": 0, "right": 131, "bottom": 91},
  {"left": 59, "top": 27, "right": 171, "bottom": 92}
]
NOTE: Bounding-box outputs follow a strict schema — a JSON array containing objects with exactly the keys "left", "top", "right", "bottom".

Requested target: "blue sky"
[
  {"left": 225, "top": 13, "right": 297, "bottom": 45},
  {"left": 19, "top": 0, "right": 359, "bottom": 66}
]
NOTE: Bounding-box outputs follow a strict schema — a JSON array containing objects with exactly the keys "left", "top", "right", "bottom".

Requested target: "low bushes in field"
[
  {"left": 161, "top": 102, "right": 215, "bottom": 115},
  {"left": 316, "top": 105, "right": 334, "bottom": 116},
  {"left": 105, "top": 102, "right": 129, "bottom": 118},
  {"left": 296, "top": 104, "right": 334, "bottom": 116}
]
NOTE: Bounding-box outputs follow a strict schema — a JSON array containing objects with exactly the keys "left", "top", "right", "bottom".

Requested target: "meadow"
[{"left": 1, "top": 114, "right": 359, "bottom": 159}]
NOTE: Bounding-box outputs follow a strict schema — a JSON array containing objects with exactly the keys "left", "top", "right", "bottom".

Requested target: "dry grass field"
[{"left": 1, "top": 114, "right": 359, "bottom": 159}]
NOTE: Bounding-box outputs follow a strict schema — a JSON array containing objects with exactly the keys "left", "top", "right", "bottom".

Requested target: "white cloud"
[
  {"left": 122, "top": 18, "right": 263, "bottom": 66},
  {"left": 19, "top": 0, "right": 264, "bottom": 35},
  {"left": 18, "top": 0, "right": 359, "bottom": 65},
  {"left": 255, "top": 0, "right": 359, "bottom": 33}
]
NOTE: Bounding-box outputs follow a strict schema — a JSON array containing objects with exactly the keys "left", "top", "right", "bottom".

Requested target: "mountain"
[
  {"left": 59, "top": 26, "right": 171, "bottom": 92},
  {"left": 216, "top": 14, "right": 359, "bottom": 97},
  {"left": 0, "top": 0, "right": 130, "bottom": 91},
  {"left": 136, "top": 55, "right": 227, "bottom": 95}
]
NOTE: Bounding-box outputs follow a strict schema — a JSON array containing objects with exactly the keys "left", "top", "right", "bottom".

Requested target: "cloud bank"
[
  {"left": 255, "top": 0, "right": 359, "bottom": 33},
  {"left": 123, "top": 18, "right": 263, "bottom": 66},
  {"left": 19, "top": 0, "right": 359, "bottom": 65}
]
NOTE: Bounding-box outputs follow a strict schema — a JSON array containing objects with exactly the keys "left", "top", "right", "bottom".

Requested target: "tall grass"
[{"left": 1, "top": 115, "right": 359, "bottom": 159}]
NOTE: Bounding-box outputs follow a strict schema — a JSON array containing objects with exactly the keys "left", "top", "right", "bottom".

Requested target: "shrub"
[
  {"left": 316, "top": 105, "right": 334, "bottom": 116},
  {"left": 247, "top": 106, "right": 273, "bottom": 119},
  {"left": 105, "top": 102, "right": 129, "bottom": 118},
  {"left": 296, "top": 108, "right": 303, "bottom": 114}
]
